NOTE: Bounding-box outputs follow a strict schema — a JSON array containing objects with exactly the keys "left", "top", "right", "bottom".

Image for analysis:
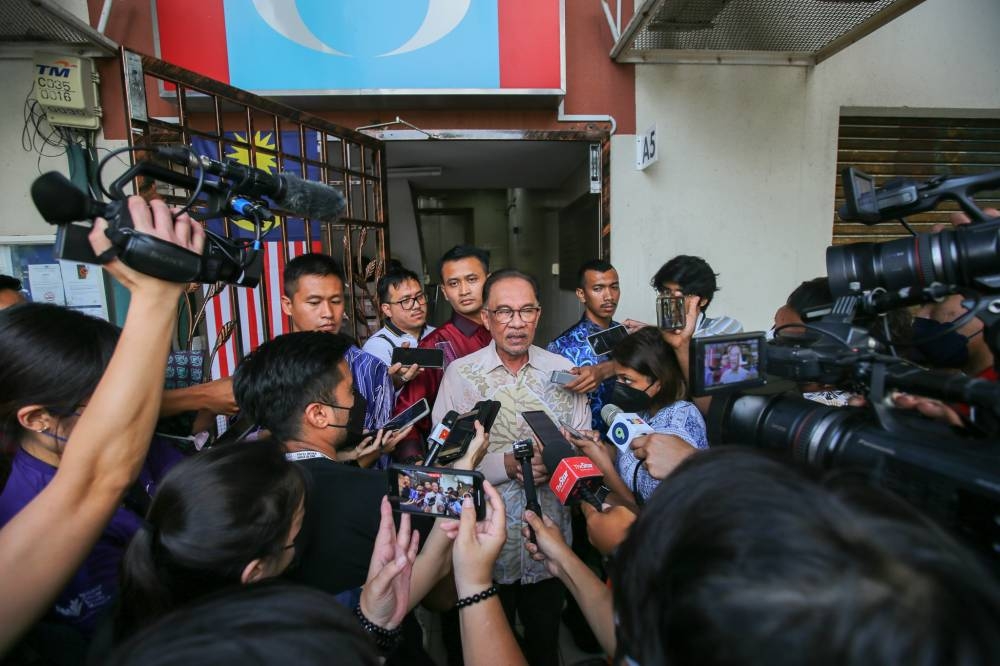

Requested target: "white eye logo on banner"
[{"left": 251, "top": 0, "right": 471, "bottom": 57}]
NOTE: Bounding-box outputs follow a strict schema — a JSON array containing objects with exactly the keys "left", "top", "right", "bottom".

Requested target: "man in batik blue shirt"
[{"left": 547, "top": 259, "right": 622, "bottom": 433}]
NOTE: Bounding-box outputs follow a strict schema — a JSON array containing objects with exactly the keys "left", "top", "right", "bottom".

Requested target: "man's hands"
[
  {"left": 360, "top": 497, "right": 420, "bottom": 630},
  {"left": 452, "top": 421, "right": 490, "bottom": 471},
  {"left": 630, "top": 433, "right": 695, "bottom": 480},
  {"left": 91, "top": 197, "right": 205, "bottom": 297},
  {"left": 439, "top": 480, "right": 507, "bottom": 597},
  {"left": 338, "top": 425, "right": 414, "bottom": 467},
  {"left": 388, "top": 362, "right": 422, "bottom": 388},
  {"left": 563, "top": 361, "right": 614, "bottom": 394},
  {"left": 504, "top": 437, "right": 549, "bottom": 486}
]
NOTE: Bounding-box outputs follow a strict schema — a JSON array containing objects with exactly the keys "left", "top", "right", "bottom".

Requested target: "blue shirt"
[
  {"left": 345, "top": 345, "right": 394, "bottom": 432},
  {"left": 547, "top": 316, "right": 619, "bottom": 433},
  {"left": 615, "top": 401, "right": 708, "bottom": 502}
]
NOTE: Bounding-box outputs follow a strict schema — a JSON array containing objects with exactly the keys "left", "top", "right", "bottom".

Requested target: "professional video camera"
[
  {"left": 29, "top": 145, "right": 345, "bottom": 287},
  {"left": 692, "top": 167, "right": 1000, "bottom": 566}
]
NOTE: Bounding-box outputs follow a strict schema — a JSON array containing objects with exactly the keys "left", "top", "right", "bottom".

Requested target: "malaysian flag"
[
  {"left": 202, "top": 239, "right": 322, "bottom": 380},
  {"left": 190, "top": 130, "right": 326, "bottom": 379}
]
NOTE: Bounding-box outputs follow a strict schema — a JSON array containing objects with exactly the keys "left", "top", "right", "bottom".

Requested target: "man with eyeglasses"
[
  {"left": 391, "top": 245, "right": 493, "bottom": 462},
  {"left": 362, "top": 264, "right": 435, "bottom": 366},
  {"left": 432, "top": 268, "right": 590, "bottom": 666}
]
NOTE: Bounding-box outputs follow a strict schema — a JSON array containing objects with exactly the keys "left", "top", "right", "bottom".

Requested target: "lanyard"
[{"left": 285, "top": 450, "right": 333, "bottom": 462}]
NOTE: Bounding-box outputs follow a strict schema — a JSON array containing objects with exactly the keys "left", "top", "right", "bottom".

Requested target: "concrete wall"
[{"left": 612, "top": 0, "right": 1000, "bottom": 330}]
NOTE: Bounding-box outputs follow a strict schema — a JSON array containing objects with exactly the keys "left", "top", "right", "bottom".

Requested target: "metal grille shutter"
[{"left": 833, "top": 116, "right": 1000, "bottom": 245}]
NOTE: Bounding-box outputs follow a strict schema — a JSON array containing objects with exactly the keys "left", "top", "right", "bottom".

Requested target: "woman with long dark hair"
[
  {"left": 0, "top": 303, "right": 185, "bottom": 645},
  {"left": 0, "top": 198, "right": 205, "bottom": 654},
  {"left": 567, "top": 326, "right": 707, "bottom": 505},
  {"left": 113, "top": 438, "right": 306, "bottom": 641}
]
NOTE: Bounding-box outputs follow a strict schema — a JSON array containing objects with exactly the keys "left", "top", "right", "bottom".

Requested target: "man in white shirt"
[{"left": 362, "top": 265, "right": 435, "bottom": 365}]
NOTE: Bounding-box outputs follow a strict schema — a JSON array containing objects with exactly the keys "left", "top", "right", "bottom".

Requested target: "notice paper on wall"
[
  {"left": 59, "top": 260, "right": 110, "bottom": 320},
  {"left": 27, "top": 263, "right": 66, "bottom": 305}
]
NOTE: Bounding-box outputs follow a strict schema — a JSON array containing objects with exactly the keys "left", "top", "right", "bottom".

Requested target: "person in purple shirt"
[{"left": 0, "top": 304, "right": 183, "bottom": 638}]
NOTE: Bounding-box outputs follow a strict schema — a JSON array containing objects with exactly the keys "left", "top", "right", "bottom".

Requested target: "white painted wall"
[
  {"left": 0, "top": 0, "right": 99, "bottom": 237},
  {"left": 612, "top": 0, "right": 1000, "bottom": 330}
]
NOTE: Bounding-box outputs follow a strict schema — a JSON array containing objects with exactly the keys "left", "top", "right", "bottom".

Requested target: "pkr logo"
[
  {"left": 37, "top": 59, "right": 76, "bottom": 77},
  {"left": 251, "top": 0, "right": 471, "bottom": 57}
]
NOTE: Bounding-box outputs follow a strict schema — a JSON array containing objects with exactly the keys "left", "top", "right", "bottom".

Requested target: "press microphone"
[
  {"left": 541, "top": 437, "right": 603, "bottom": 511},
  {"left": 601, "top": 404, "right": 654, "bottom": 451},
  {"left": 423, "top": 411, "right": 459, "bottom": 466},
  {"left": 156, "top": 147, "right": 346, "bottom": 221}
]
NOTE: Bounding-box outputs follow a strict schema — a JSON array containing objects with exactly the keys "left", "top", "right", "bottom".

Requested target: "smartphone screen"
[
  {"left": 388, "top": 463, "right": 485, "bottom": 520},
  {"left": 381, "top": 398, "right": 429, "bottom": 433},
  {"left": 522, "top": 410, "right": 573, "bottom": 449},
  {"left": 391, "top": 347, "right": 445, "bottom": 368},
  {"left": 558, "top": 419, "right": 585, "bottom": 440},
  {"left": 587, "top": 324, "right": 628, "bottom": 356}
]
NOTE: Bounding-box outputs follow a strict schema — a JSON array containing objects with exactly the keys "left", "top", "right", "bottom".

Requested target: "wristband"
[
  {"left": 455, "top": 584, "right": 499, "bottom": 609},
  {"left": 353, "top": 604, "right": 403, "bottom": 652}
]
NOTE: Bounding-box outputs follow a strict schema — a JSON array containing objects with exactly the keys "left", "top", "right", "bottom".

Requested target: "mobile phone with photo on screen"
[{"left": 388, "top": 463, "right": 485, "bottom": 520}]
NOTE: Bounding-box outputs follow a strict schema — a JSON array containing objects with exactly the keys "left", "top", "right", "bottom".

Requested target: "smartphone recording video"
[
  {"left": 388, "top": 463, "right": 485, "bottom": 520},
  {"left": 690, "top": 332, "right": 767, "bottom": 397}
]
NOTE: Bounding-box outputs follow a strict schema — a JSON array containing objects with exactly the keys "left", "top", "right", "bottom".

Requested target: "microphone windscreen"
[
  {"left": 280, "top": 173, "right": 347, "bottom": 221},
  {"left": 600, "top": 403, "right": 622, "bottom": 426},
  {"left": 31, "top": 172, "right": 104, "bottom": 224}
]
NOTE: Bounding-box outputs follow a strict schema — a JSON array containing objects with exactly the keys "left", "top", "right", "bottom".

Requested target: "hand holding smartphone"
[
  {"left": 388, "top": 463, "right": 486, "bottom": 520},
  {"left": 391, "top": 347, "right": 445, "bottom": 369}
]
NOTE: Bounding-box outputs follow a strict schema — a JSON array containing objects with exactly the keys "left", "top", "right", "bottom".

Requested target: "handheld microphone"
[
  {"left": 156, "top": 147, "right": 347, "bottom": 221},
  {"left": 601, "top": 404, "right": 654, "bottom": 451},
  {"left": 512, "top": 439, "right": 542, "bottom": 542},
  {"left": 541, "top": 437, "right": 603, "bottom": 511},
  {"left": 423, "top": 411, "right": 459, "bottom": 466}
]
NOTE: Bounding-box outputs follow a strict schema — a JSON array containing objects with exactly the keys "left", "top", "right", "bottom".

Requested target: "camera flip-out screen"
[{"left": 690, "top": 332, "right": 767, "bottom": 397}]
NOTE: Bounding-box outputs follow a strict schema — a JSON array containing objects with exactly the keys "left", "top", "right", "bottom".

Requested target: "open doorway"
[{"left": 384, "top": 137, "right": 606, "bottom": 344}]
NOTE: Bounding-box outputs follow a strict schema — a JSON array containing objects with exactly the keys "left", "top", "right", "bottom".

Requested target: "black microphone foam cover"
[
  {"left": 280, "top": 173, "right": 347, "bottom": 221},
  {"left": 31, "top": 172, "right": 106, "bottom": 224}
]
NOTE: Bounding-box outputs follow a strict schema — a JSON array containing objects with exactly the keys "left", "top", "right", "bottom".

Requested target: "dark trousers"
[{"left": 497, "top": 578, "right": 566, "bottom": 666}]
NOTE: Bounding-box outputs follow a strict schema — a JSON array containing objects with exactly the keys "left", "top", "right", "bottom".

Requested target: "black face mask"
[
  {"left": 610, "top": 381, "right": 653, "bottom": 413},
  {"left": 324, "top": 389, "right": 367, "bottom": 436}
]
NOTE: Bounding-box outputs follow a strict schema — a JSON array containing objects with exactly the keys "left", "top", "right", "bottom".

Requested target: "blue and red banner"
[{"left": 155, "top": 0, "right": 562, "bottom": 93}]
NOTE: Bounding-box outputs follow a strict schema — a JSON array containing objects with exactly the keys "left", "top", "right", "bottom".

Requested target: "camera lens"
[{"left": 827, "top": 223, "right": 1000, "bottom": 297}]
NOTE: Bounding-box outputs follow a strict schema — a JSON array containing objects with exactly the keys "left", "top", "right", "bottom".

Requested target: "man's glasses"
[
  {"left": 387, "top": 293, "right": 427, "bottom": 310},
  {"left": 485, "top": 306, "right": 541, "bottom": 324}
]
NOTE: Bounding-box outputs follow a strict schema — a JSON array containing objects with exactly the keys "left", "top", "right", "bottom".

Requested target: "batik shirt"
[
  {"left": 346, "top": 345, "right": 394, "bottom": 432},
  {"left": 432, "top": 342, "right": 590, "bottom": 585},
  {"left": 546, "top": 315, "right": 620, "bottom": 433},
  {"left": 615, "top": 401, "right": 707, "bottom": 502}
]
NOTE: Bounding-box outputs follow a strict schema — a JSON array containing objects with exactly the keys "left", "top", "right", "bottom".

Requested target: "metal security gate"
[
  {"left": 117, "top": 48, "right": 388, "bottom": 378},
  {"left": 833, "top": 115, "right": 1000, "bottom": 245}
]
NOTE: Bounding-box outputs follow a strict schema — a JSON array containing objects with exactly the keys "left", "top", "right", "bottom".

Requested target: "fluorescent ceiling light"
[{"left": 387, "top": 166, "right": 443, "bottom": 179}]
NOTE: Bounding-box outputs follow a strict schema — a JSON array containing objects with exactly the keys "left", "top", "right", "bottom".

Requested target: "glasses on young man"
[
  {"left": 387, "top": 293, "right": 427, "bottom": 310},
  {"left": 485, "top": 306, "right": 541, "bottom": 324}
]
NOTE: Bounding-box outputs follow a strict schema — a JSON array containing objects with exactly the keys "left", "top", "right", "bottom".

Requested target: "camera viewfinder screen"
[
  {"left": 702, "top": 338, "right": 762, "bottom": 390},
  {"left": 393, "top": 469, "right": 477, "bottom": 518},
  {"left": 852, "top": 172, "right": 878, "bottom": 218}
]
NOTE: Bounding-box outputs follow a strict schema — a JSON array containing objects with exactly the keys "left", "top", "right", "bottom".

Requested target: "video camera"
[
  {"left": 29, "top": 145, "right": 345, "bottom": 287},
  {"left": 692, "top": 167, "right": 1000, "bottom": 566}
]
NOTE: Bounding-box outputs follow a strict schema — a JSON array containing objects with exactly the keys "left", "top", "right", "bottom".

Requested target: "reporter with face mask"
[{"left": 568, "top": 327, "right": 707, "bottom": 507}]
